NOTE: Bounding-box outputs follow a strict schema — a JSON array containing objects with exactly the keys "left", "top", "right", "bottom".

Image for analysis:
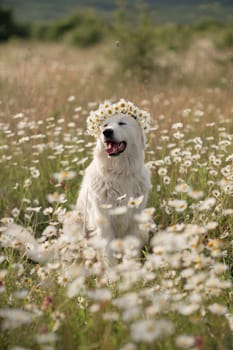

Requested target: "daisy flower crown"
[{"left": 87, "top": 99, "right": 151, "bottom": 137}]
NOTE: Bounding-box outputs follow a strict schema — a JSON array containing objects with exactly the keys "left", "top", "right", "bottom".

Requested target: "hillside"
[{"left": 1, "top": 0, "right": 233, "bottom": 23}]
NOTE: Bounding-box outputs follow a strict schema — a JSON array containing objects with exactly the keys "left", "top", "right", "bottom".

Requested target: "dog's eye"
[
  {"left": 118, "top": 121, "right": 127, "bottom": 126},
  {"left": 103, "top": 123, "right": 108, "bottom": 127}
]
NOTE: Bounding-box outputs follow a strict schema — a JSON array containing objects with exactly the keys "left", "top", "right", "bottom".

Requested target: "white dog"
[
  {"left": 1, "top": 100, "right": 152, "bottom": 263},
  {"left": 77, "top": 108, "right": 152, "bottom": 257}
]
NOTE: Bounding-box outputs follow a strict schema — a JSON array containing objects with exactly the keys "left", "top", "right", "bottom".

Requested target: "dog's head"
[{"left": 99, "top": 114, "right": 146, "bottom": 158}]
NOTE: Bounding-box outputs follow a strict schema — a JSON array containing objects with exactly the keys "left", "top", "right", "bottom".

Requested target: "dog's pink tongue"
[
  {"left": 106, "top": 142, "right": 118, "bottom": 155},
  {"left": 106, "top": 141, "right": 125, "bottom": 155}
]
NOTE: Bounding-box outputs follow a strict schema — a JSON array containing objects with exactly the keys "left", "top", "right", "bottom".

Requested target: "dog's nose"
[{"left": 103, "top": 128, "right": 114, "bottom": 138}]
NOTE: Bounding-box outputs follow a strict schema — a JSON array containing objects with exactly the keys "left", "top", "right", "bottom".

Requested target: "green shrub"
[
  {"left": 34, "top": 10, "right": 106, "bottom": 46},
  {"left": 0, "top": 7, "right": 29, "bottom": 41},
  {"left": 194, "top": 18, "right": 224, "bottom": 32},
  {"left": 67, "top": 25, "right": 104, "bottom": 47},
  {"left": 154, "top": 24, "right": 193, "bottom": 50},
  {"left": 215, "top": 24, "right": 233, "bottom": 48},
  {"left": 114, "top": 6, "right": 156, "bottom": 81},
  {"left": 44, "top": 12, "right": 84, "bottom": 41}
]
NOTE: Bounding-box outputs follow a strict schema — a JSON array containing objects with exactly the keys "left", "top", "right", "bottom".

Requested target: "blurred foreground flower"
[
  {"left": 53, "top": 170, "right": 76, "bottom": 183},
  {"left": 0, "top": 308, "right": 35, "bottom": 330},
  {"left": 47, "top": 192, "right": 66, "bottom": 204},
  {"left": 130, "top": 319, "right": 173, "bottom": 342}
]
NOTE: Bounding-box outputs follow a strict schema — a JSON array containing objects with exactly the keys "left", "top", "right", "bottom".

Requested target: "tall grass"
[{"left": 0, "top": 41, "right": 232, "bottom": 350}]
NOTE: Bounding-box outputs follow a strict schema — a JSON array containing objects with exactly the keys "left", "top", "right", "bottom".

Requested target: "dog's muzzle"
[{"left": 103, "top": 128, "right": 127, "bottom": 157}]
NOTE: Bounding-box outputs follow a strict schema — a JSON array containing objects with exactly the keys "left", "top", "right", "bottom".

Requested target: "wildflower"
[
  {"left": 158, "top": 167, "right": 167, "bottom": 176},
  {"left": 62, "top": 217, "right": 84, "bottom": 243},
  {"left": 176, "top": 335, "right": 195, "bottom": 348},
  {"left": 23, "top": 178, "right": 32, "bottom": 188},
  {"left": 87, "top": 289, "right": 112, "bottom": 302},
  {"left": 205, "top": 275, "right": 228, "bottom": 293},
  {"left": 13, "top": 112, "right": 24, "bottom": 119},
  {"left": 198, "top": 197, "right": 216, "bottom": 211},
  {"left": 174, "top": 303, "right": 199, "bottom": 315},
  {"left": 205, "top": 221, "right": 218, "bottom": 230},
  {"left": 113, "top": 292, "right": 139, "bottom": 310},
  {"left": 102, "top": 312, "right": 119, "bottom": 321},
  {"left": 53, "top": 170, "right": 76, "bottom": 183},
  {"left": 41, "top": 295, "right": 53, "bottom": 310},
  {"left": 212, "top": 189, "right": 220, "bottom": 198},
  {"left": 14, "top": 290, "right": 28, "bottom": 299},
  {"left": 188, "top": 189, "right": 204, "bottom": 200},
  {"left": 35, "top": 332, "right": 58, "bottom": 344},
  {"left": 208, "top": 303, "right": 227, "bottom": 315},
  {"left": 122, "top": 306, "right": 141, "bottom": 322},
  {"left": 119, "top": 343, "right": 136, "bottom": 350},
  {"left": 57, "top": 274, "right": 69, "bottom": 286},
  {"left": 180, "top": 268, "right": 195, "bottom": 279},
  {"left": 175, "top": 183, "right": 190, "bottom": 193},
  {"left": 109, "top": 239, "right": 124, "bottom": 257},
  {"left": 83, "top": 247, "right": 96, "bottom": 260},
  {"left": 123, "top": 236, "right": 141, "bottom": 257},
  {"left": 52, "top": 311, "right": 65, "bottom": 331},
  {"left": 212, "top": 263, "right": 228, "bottom": 274},
  {"left": 25, "top": 206, "right": 41, "bottom": 213},
  {"left": 67, "top": 276, "right": 86, "bottom": 298},
  {"left": 43, "top": 207, "right": 53, "bottom": 215},
  {"left": 47, "top": 192, "right": 66, "bottom": 204},
  {"left": 89, "top": 304, "right": 100, "bottom": 313},
  {"left": 183, "top": 160, "right": 192, "bottom": 168},
  {"left": 0, "top": 308, "right": 35, "bottom": 329},
  {"left": 222, "top": 209, "right": 233, "bottom": 216},
  {"left": 168, "top": 199, "right": 188, "bottom": 212},
  {"left": 128, "top": 195, "right": 144, "bottom": 208},
  {"left": 163, "top": 176, "right": 171, "bottom": 185},
  {"left": 172, "top": 122, "right": 183, "bottom": 129},
  {"left": 42, "top": 225, "right": 57, "bottom": 239},
  {"left": 67, "top": 95, "right": 76, "bottom": 102},
  {"left": 30, "top": 167, "right": 40, "bottom": 178},
  {"left": 11, "top": 208, "right": 20, "bottom": 217},
  {"left": 173, "top": 131, "right": 184, "bottom": 139},
  {"left": 130, "top": 319, "right": 173, "bottom": 343},
  {"left": 182, "top": 108, "right": 192, "bottom": 117},
  {"left": 134, "top": 208, "right": 154, "bottom": 223}
]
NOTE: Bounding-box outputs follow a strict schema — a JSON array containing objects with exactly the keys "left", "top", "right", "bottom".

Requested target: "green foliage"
[
  {"left": 215, "top": 24, "right": 233, "bottom": 49},
  {"left": 0, "top": 7, "right": 29, "bottom": 41},
  {"left": 114, "top": 5, "right": 157, "bottom": 81},
  {"left": 66, "top": 24, "right": 104, "bottom": 47},
  {"left": 154, "top": 24, "right": 193, "bottom": 50},
  {"left": 34, "top": 10, "right": 107, "bottom": 47},
  {"left": 194, "top": 18, "right": 224, "bottom": 32}
]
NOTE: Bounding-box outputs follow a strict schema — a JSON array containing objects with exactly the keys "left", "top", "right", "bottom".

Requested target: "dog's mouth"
[{"left": 104, "top": 141, "right": 127, "bottom": 156}]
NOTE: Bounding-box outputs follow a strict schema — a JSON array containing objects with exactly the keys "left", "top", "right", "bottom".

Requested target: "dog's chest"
[{"left": 92, "top": 173, "right": 143, "bottom": 206}]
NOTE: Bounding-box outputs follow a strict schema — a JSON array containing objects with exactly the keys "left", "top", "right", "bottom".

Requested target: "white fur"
[{"left": 76, "top": 113, "right": 152, "bottom": 255}]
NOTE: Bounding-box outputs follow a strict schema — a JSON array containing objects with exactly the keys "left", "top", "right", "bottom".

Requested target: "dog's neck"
[{"left": 93, "top": 143, "right": 145, "bottom": 178}]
